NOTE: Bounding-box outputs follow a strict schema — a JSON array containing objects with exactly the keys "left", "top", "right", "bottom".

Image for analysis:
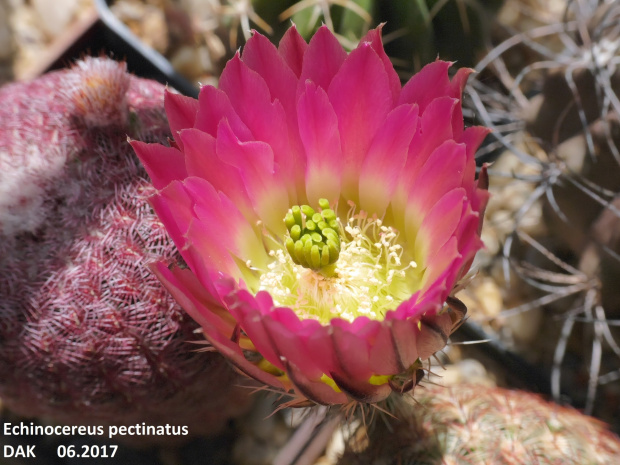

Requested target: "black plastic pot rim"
[{"left": 94, "top": 0, "right": 198, "bottom": 97}]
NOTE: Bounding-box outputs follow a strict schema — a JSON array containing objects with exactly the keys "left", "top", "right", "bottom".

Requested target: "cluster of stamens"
[
  {"left": 258, "top": 201, "right": 419, "bottom": 323},
  {"left": 284, "top": 198, "right": 341, "bottom": 271}
]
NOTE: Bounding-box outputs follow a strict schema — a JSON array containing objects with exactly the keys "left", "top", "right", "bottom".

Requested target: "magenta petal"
[
  {"left": 164, "top": 89, "right": 199, "bottom": 150},
  {"left": 392, "top": 97, "right": 459, "bottom": 226},
  {"left": 454, "top": 202, "right": 482, "bottom": 261},
  {"left": 269, "top": 305, "right": 323, "bottom": 335},
  {"left": 458, "top": 126, "right": 490, "bottom": 194},
  {"left": 152, "top": 265, "right": 289, "bottom": 396},
  {"left": 387, "top": 285, "right": 444, "bottom": 321},
  {"left": 278, "top": 24, "right": 307, "bottom": 78},
  {"left": 359, "top": 104, "right": 418, "bottom": 216},
  {"left": 414, "top": 188, "right": 466, "bottom": 263},
  {"left": 194, "top": 86, "right": 253, "bottom": 140},
  {"left": 473, "top": 165, "right": 490, "bottom": 219},
  {"left": 297, "top": 81, "right": 343, "bottom": 205},
  {"left": 449, "top": 67, "right": 473, "bottom": 99},
  {"left": 183, "top": 176, "right": 267, "bottom": 270},
  {"left": 242, "top": 31, "right": 298, "bottom": 120},
  {"left": 149, "top": 180, "right": 194, "bottom": 255},
  {"left": 398, "top": 60, "right": 452, "bottom": 113},
  {"left": 423, "top": 236, "right": 461, "bottom": 290},
  {"left": 285, "top": 361, "right": 348, "bottom": 405},
  {"left": 269, "top": 307, "right": 324, "bottom": 337},
  {"left": 448, "top": 67, "right": 474, "bottom": 139},
  {"left": 151, "top": 264, "right": 286, "bottom": 390},
  {"left": 405, "top": 140, "right": 467, "bottom": 235},
  {"left": 219, "top": 53, "right": 271, "bottom": 120},
  {"left": 226, "top": 291, "right": 286, "bottom": 371},
  {"left": 328, "top": 42, "right": 393, "bottom": 201},
  {"left": 214, "top": 124, "right": 261, "bottom": 176},
  {"left": 387, "top": 318, "right": 420, "bottom": 369},
  {"left": 179, "top": 128, "right": 256, "bottom": 223},
  {"left": 218, "top": 54, "right": 287, "bottom": 144},
  {"left": 359, "top": 25, "right": 401, "bottom": 104},
  {"left": 262, "top": 312, "right": 323, "bottom": 380},
  {"left": 130, "top": 141, "right": 186, "bottom": 190},
  {"left": 475, "top": 187, "right": 490, "bottom": 230},
  {"left": 242, "top": 32, "right": 307, "bottom": 196},
  {"left": 216, "top": 120, "right": 290, "bottom": 234},
  {"left": 330, "top": 371, "right": 392, "bottom": 403},
  {"left": 298, "top": 25, "right": 347, "bottom": 95},
  {"left": 150, "top": 262, "right": 234, "bottom": 337},
  {"left": 254, "top": 291, "right": 277, "bottom": 315},
  {"left": 330, "top": 323, "right": 372, "bottom": 381},
  {"left": 339, "top": 318, "right": 404, "bottom": 376},
  {"left": 203, "top": 326, "right": 287, "bottom": 390},
  {"left": 367, "top": 323, "right": 404, "bottom": 375},
  {"left": 403, "top": 143, "right": 465, "bottom": 244},
  {"left": 417, "top": 312, "right": 453, "bottom": 360},
  {"left": 407, "top": 97, "right": 458, "bottom": 176},
  {"left": 219, "top": 55, "right": 300, "bottom": 197},
  {"left": 305, "top": 326, "right": 340, "bottom": 377},
  {"left": 342, "top": 315, "right": 378, "bottom": 335},
  {"left": 186, "top": 217, "right": 237, "bottom": 274}
]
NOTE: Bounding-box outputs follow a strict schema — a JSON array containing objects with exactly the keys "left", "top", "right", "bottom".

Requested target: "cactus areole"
[{"left": 133, "top": 25, "right": 490, "bottom": 406}]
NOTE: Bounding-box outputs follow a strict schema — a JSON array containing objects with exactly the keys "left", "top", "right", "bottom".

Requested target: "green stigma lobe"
[{"left": 284, "top": 199, "right": 341, "bottom": 270}]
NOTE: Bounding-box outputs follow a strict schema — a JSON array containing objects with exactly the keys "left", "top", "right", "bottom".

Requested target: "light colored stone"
[
  {"left": 502, "top": 305, "right": 543, "bottom": 346},
  {"left": 437, "top": 358, "right": 496, "bottom": 387},
  {"left": 169, "top": 45, "right": 205, "bottom": 80},
  {"left": 31, "top": 0, "right": 79, "bottom": 38},
  {"left": 112, "top": 1, "right": 169, "bottom": 54},
  {"left": 140, "top": 6, "right": 169, "bottom": 54},
  {"left": 457, "top": 276, "right": 504, "bottom": 321}
]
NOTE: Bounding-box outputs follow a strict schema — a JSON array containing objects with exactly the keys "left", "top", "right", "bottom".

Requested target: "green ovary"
[{"left": 258, "top": 200, "right": 422, "bottom": 324}]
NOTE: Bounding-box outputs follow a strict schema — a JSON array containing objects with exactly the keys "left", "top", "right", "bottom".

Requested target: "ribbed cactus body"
[
  {"left": 0, "top": 58, "right": 250, "bottom": 439},
  {"left": 337, "top": 384, "right": 620, "bottom": 465}
]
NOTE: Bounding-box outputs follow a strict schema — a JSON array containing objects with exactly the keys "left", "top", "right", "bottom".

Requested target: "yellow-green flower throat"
[{"left": 257, "top": 200, "right": 420, "bottom": 324}]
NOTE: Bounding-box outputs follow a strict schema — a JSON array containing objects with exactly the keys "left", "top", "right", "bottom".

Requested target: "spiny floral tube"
[{"left": 132, "top": 25, "right": 490, "bottom": 406}]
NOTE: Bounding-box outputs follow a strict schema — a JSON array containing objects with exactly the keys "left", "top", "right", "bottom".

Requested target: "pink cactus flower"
[{"left": 132, "top": 25, "right": 489, "bottom": 406}]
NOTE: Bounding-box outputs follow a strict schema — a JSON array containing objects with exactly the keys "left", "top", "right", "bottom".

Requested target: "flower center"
[{"left": 258, "top": 201, "right": 419, "bottom": 324}]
